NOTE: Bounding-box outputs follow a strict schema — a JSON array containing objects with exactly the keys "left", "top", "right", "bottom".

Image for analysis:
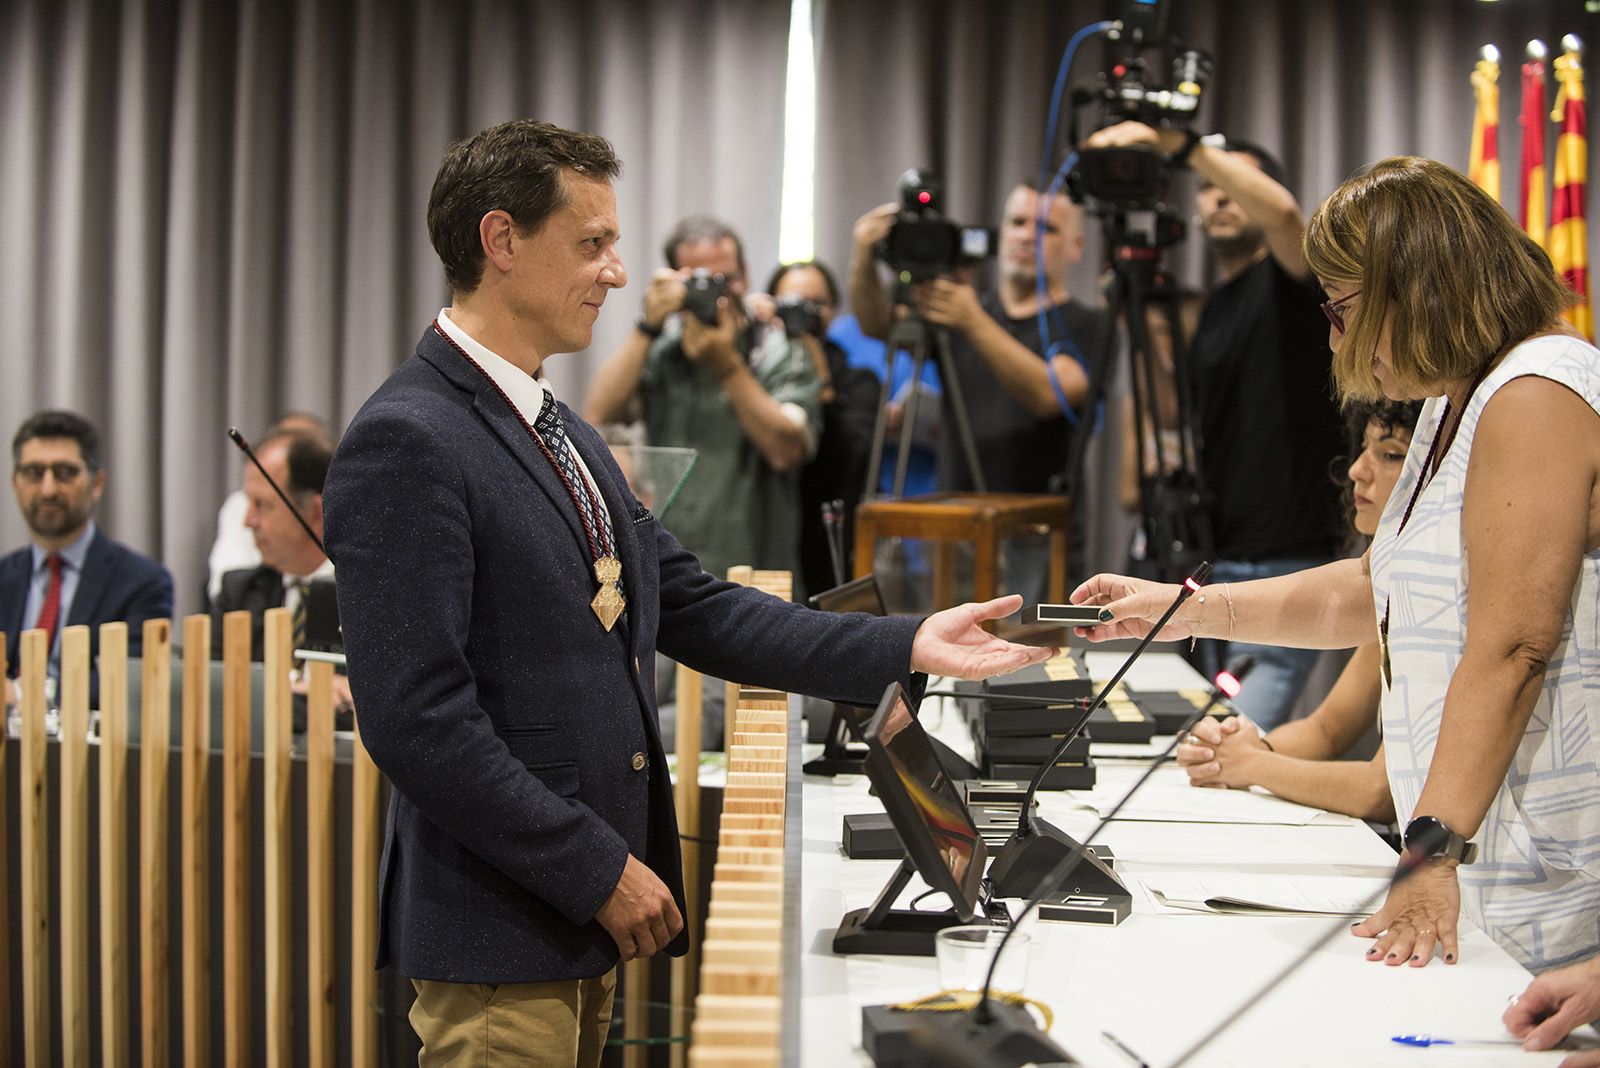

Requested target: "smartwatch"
[{"left": 1403, "top": 815, "right": 1478, "bottom": 864}]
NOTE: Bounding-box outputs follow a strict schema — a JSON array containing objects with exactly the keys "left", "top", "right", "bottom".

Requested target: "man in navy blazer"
[
  {"left": 3, "top": 410, "right": 173, "bottom": 707},
  {"left": 323, "top": 119, "right": 1052, "bottom": 1066}
]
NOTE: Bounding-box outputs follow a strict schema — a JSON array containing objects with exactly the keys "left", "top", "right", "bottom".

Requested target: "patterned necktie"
[
  {"left": 532, "top": 394, "right": 622, "bottom": 594},
  {"left": 290, "top": 580, "right": 309, "bottom": 665},
  {"left": 34, "top": 553, "right": 65, "bottom": 648}
]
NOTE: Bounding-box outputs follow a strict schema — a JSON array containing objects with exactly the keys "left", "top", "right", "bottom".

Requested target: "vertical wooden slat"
[
  {"left": 351, "top": 713, "right": 382, "bottom": 1068},
  {"left": 623, "top": 955, "right": 650, "bottom": 1067},
  {"left": 263, "top": 608, "right": 293, "bottom": 1065},
  {"left": 181, "top": 614, "right": 212, "bottom": 1064},
  {"left": 19, "top": 629, "right": 51, "bottom": 1067},
  {"left": 0, "top": 632, "right": 11, "bottom": 1057},
  {"left": 222, "top": 609, "right": 253, "bottom": 1067},
  {"left": 305, "top": 660, "right": 336, "bottom": 1068},
  {"left": 670, "top": 664, "right": 704, "bottom": 1068},
  {"left": 140, "top": 618, "right": 173, "bottom": 1068},
  {"left": 723, "top": 566, "right": 754, "bottom": 753},
  {"left": 59, "top": 625, "right": 91, "bottom": 1064},
  {"left": 97, "top": 622, "right": 131, "bottom": 1068}
]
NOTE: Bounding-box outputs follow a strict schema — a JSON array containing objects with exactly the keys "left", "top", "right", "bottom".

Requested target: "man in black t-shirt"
[
  {"left": 850, "top": 181, "right": 1110, "bottom": 592},
  {"left": 1086, "top": 123, "right": 1344, "bottom": 730}
]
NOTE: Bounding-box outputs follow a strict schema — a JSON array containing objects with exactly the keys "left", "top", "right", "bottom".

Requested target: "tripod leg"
[
  {"left": 892, "top": 340, "right": 927, "bottom": 500},
  {"left": 863, "top": 339, "right": 895, "bottom": 499},
  {"left": 933, "top": 329, "right": 988, "bottom": 495}
]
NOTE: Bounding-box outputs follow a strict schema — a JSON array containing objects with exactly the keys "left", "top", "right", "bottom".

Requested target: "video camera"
[
  {"left": 877, "top": 170, "right": 996, "bottom": 283},
  {"left": 1069, "top": 0, "right": 1212, "bottom": 211}
]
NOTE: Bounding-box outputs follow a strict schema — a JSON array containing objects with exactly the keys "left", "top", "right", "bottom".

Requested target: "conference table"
[{"left": 797, "top": 650, "right": 1597, "bottom": 1067}]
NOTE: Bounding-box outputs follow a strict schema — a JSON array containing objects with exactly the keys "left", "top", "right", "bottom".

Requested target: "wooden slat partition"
[
  {"left": 140, "top": 618, "right": 173, "bottom": 1066},
  {"left": 60, "top": 626, "right": 91, "bottom": 1062},
  {"left": 222, "top": 609, "right": 253, "bottom": 1066},
  {"left": 669, "top": 661, "right": 705, "bottom": 1068},
  {"left": 351, "top": 710, "right": 383, "bottom": 1068},
  {"left": 98, "top": 623, "right": 130, "bottom": 1068},
  {"left": 263, "top": 609, "right": 294, "bottom": 1065},
  {"left": 181, "top": 614, "right": 211, "bottom": 1063},
  {"left": 19, "top": 629, "right": 50, "bottom": 1066},
  {"left": 306, "top": 659, "right": 336, "bottom": 1068}
]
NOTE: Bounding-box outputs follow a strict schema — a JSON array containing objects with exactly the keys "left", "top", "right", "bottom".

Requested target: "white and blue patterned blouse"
[{"left": 1372, "top": 333, "right": 1600, "bottom": 972}]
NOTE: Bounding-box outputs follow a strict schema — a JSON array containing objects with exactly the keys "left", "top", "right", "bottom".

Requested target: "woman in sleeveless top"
[{"left": 1072, "top": 156, "right": 1600, "bottom": 976}]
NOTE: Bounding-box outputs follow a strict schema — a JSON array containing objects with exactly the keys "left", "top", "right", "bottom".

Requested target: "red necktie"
[{"left": 34, "top": 553, "right": 64, "bottom": 647}]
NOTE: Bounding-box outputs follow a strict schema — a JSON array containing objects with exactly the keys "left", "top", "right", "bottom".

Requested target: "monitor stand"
[{"left": 833, "top": 857, "right": 1008, "bottom": 957}]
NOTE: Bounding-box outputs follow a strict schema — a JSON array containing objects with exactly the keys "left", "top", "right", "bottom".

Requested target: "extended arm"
[
  {"left": 583, "top": 270, "right": 687, "bottom": 424},
  {"left": 920, "top": 279, "right": 1088, "bottom": 417},
  {"left": 848, "top": 203, "right": 897, "bottom": 341}
]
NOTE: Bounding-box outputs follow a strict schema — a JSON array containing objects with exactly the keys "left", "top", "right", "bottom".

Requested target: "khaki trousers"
[{"left": 410, "top": 969, "right": 618, "bottom": 1068}]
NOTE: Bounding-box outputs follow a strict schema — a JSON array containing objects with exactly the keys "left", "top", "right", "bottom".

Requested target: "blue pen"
[{"left": 1392, "top": 1033, "right": 1524, "bottom": 1049}]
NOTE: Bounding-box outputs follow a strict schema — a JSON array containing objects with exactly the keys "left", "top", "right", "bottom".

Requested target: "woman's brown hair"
[{"left": 1304, "top": 156, "right": 1575, "bottom": 402}]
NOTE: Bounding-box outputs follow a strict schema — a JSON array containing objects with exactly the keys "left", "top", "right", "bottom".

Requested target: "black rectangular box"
[{"left": 986, "top": 757, "right": 1097, "bottom": 790}]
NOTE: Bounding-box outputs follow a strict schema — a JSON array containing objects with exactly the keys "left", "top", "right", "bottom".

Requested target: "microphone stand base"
[
  {"left": 986, "top": 817, "right": 1129, "bottom": 904},
  {"left": 862, "top": 1001, "right": 1082, "bottom": 1068}
]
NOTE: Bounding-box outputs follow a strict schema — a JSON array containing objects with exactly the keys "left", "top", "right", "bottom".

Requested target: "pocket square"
[{"left": 631, "top": 504, "right": 655, "bottom": 525}]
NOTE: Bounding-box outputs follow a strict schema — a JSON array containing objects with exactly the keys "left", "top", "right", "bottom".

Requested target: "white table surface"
[{"left": 797, "top": 653, "right": 1591, "bottom": 1067}]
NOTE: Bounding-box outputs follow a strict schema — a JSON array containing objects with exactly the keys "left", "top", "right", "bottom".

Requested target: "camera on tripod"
[
  {"left": 1068, "top": 0, "right": 1212, "bottom": 211},
  {"left": 877, "top": 169, "right": 996, "bottom": 283}
]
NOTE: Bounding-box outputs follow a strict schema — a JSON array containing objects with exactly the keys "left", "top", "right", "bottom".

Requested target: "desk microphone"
[
  {"left": 228, "top": 427, "right": 327, "bottom": 556},
  {"left": 914, "top": 655, "right": 1256, "bottom": 1067},
  {"left": 986, "top": 561, "right": 1210, "bottom": 899}
]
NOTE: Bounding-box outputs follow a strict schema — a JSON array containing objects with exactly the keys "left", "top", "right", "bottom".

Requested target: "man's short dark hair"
[
  {"left": 662, "top": 214, "right": 746, "bottom": 276},
  {"left": 259, "top": 430, "right": 333, "bottom": 500},
  {"left": 427, "top": 119, "right": 622, "bottom": 296},
  {"left": 765, "top": 260, "right": 841, "bottom": 306},
  {"left": 1221, "top": 138, "right": 1289, "bottom": 189},
  {"left": 13, "top": 409, "right": 101, "bottom": 472}
]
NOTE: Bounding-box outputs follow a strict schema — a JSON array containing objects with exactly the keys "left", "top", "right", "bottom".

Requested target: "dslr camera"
[
  {"left": 774, "top": 294, "right": 824, "bottom": 339},
  {"left": 682, "top": 269, "right": 727, "bottom": 325},
  {"left": 877, "top": 169, "right": 995, "bottom": 283},
  {"left": 1069, "top": 0, "right": 1212, "bottom": 211}
]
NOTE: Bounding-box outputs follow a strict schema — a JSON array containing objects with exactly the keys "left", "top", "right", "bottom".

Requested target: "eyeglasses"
[
  {"left": 1321, "top": 290, "right": 1361, "bottom": 334},
  {"left": 15, "top": 462, "right": 88, "bottom": 485}
]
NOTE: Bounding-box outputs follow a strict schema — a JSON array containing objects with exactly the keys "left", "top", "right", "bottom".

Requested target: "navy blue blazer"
[
  {"left": 1, "top": 529, "right": 174, "bottom": 697},
  {"left": 323, "top": 325, "right": 923, "bottom": 984}
]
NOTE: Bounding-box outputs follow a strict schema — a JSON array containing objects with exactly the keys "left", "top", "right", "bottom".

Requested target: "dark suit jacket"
[
  {"left": 323, "top": 325, "right": 923, "bottom": 984},
  {"left": 209, "top": 565, "right": 286, "bottom": 660},
  {"left": 1, "top": 529, "right": 174, "bottom": 700}
]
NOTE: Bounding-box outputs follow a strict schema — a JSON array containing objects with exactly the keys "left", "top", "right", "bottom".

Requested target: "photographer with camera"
[
  {"left": 761, "top": 261, "right": 882, "bottom": 598},
  {"left": 849, "top": 178, "right": 1111, "bottom": 591},
  {"left": 1083, "top": 120, "right": 1344, "bottom": 730},
  {"left": 584, "top": 215, "right": 821, "bottom": 581}
]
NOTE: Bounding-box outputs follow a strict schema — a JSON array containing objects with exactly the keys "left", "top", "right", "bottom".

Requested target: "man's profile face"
[
  {"left": 673, "top": 237, "right": 746, "bottom": 299},
  {"left": 507, "top": 170, "right": 628, "bottom": 356},
  {"left": 998, "top": 186, "right": 1081, "bottom": 285},
  {"left": 12, "top": 437, "right": 102, "bottom": 543},
  {"left": 1197, "top": 151, "right": 1268, "bottom": 250},
  {"left": 244, "top": 442, "right": 315, "bottom": 575}
]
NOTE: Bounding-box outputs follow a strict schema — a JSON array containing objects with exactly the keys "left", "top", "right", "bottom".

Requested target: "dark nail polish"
[
  {"left": 1445, "top": 953, "right": 1455, "bottom": 963},
  {"left": 1098, "top": 608, "right": 1114, "bottom": 622},
  {"left": 1386, "top": 952, "right": 1398, "bottom": 960},
  {"left": 1410, "top": 955, "right": 1420, "bottom": 962}
]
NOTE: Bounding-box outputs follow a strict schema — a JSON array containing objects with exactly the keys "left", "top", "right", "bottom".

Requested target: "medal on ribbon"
[{"left": 592, "top": 556, "right": 626, "bottom": 631}]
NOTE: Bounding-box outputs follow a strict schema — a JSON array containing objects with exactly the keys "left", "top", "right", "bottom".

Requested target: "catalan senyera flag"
[
  {"left": 1470, "top": 49, "right": 1501, "bottom": 201},
  {"left": 1521, "top": 51, "right": 1547, "bottom": 247},
  {"left": 1550, "top": 45, "right": 1591, "bottom": 340}
]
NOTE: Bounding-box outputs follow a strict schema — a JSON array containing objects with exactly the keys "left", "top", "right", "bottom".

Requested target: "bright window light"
[{"left": 777, "top": 0, "right": 816, "bottom": 265}]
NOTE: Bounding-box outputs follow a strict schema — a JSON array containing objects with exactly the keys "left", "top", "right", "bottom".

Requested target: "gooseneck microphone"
[
  {"left": 985, "top": 561, "right": 1211, "bottom": 899},
  {"left": 227, "top": 427, "right": 327, "bottom": 556},
  {"left": 938, "top": 656, "right": 1259, "bottom": 1066}
]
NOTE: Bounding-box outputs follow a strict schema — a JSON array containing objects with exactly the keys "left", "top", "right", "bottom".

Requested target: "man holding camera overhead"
[
  {"left": 849, "top": 177, "right": 1111, "bottom": 589},
  {"left": 585, "top": 215, "right": 821, "bottom": 581}
]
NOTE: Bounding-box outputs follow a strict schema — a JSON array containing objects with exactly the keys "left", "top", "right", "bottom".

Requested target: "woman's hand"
[
  {"left": 1351, "top": 858, "right": 1461, "bottom": 967},
  {"left": 1069, "top": 572, "right": 1193, "bottom": 643},
  {"left": 1505, "top": 955, "right": 1600, "bottom": 1059},
  {"left": 1178, "top": 715, "right": 1270, "bottom": 788}
]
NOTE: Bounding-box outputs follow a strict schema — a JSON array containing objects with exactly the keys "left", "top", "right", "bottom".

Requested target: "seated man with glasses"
[{"left": 2, "top": 409, "right": 173, "bottom": 708}]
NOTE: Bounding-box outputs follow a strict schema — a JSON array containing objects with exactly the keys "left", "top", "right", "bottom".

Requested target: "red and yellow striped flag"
[
  {"left": 1550, "top": 39, "right": 1591, "bottom": 339},
  {"left": 1470, "top": 46, "right": 1501, "bottom": 200},
  {"left": 1521, "top": 45, "right": 1547, "bottom": 247}
]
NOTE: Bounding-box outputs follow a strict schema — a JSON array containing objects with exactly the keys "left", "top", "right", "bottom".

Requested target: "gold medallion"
[{"left": 592, "top": 555, "right": 625, "bottom": 631}]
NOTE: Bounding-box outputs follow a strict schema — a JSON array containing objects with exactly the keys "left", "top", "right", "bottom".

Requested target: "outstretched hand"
[
  {"left": 1069, "top": 572, "right": 1194, "bottom": 643},
  {"left": 1351, "top": 858, "right": 1461, "bottom": 968},
  {"left": 910, "top": 595, "right": 1056, "bottom": 680}
]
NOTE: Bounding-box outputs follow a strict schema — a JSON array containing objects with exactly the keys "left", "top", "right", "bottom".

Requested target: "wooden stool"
[{"left": 852, "top": 492, "right": 1070, "bottom": 611}]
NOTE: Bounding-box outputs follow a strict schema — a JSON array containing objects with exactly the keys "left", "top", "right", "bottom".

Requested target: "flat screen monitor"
[
  {"left": 863, "top": 681, "right": 985, "bottom": 920},
  {"left": 807, "top": 573, "right": 887, "bottom": 617}
]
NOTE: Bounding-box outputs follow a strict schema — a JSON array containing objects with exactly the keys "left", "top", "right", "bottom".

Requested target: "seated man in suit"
[
  {"left": 3, "top": 409, "right": 173, "bottom": 707},
  {"left": 211, "top": 429, "right": 354, "bottom": 723}
]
